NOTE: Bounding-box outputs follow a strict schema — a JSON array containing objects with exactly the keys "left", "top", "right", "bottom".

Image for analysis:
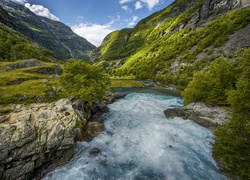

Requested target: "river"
[{"left": 43, "top": 88, "right": 226, "bottom": 180}]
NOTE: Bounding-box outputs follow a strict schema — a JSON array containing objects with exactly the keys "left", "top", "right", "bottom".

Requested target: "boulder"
[
  {"left": 0, "top": 92, "right": 127, "bottom": 179},
  {"left": 0, "top": 98, "right": 80, "bottom": 180},
  {"left": 164, "top": 102, "right": 230, "bottom": 130}
]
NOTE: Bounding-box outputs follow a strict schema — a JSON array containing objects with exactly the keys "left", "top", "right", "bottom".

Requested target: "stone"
[
  {"left": 0, "top": 95, "right": 113, "bottom": 179},
  {"left": 164, "top": 102, "right": 230, "bottom": 131},
  {"left": 7, "top": 59, "right": 40, "bottom": 71}
]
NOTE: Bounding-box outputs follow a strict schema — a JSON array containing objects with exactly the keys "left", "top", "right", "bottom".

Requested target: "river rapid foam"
[{"left": 43, "top": 92, "right": 226, "bottom": 180}]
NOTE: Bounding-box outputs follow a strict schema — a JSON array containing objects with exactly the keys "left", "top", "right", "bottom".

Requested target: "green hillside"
[
  {"left": 0, "top": 23, "right": 52, "bottom": 61},
  {"left": 0, "top": 0, "right": 95, "bottom": 60},
  {"left": 94, "top": 0, "right": 250, "bottom": 89}
]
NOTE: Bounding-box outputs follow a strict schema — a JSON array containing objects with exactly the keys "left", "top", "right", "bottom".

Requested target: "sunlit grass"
[{"left": 111, "top": 77, "right": 145, "bottom": 88}]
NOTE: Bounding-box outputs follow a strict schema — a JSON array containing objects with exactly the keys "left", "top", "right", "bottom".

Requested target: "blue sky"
[{"left": 13, "top": 0, "right": 174, "bottom": 46}]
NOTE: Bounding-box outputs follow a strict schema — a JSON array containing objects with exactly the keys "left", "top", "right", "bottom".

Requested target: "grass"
[
  {"left": 0, "top": 60, "right": 67, "bottom": 104},
  {"left": 110, "top": 77, "right": 145, "bottom": 88}
]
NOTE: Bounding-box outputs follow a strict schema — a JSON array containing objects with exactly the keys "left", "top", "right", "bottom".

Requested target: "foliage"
[
  {"left": 213, "top": 55, "right": 250, "bottom": 178},
  {"left": 182, "top": 57, "right": 233, "bottom": 105},
  {"left": 0, "top": 23, "right": 51, "bottom": 62},
  {"left": 60, "top": 60, "right": 111, "bottom": 105},
  {"left": 96, "top": 3, "right": 250, "bottom": 88}
]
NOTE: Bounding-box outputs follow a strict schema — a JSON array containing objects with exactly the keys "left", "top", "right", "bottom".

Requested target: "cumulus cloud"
[
  {"left": 135, "top": 1, "right": 143, "bottom": 9},
  {"left": 119, "top": 0, "right": 133, "bottom": 4},
  {"left": 141, "top": 0, "right": 160, "bottom": 10},
  {"left": 119, "top": 0, "right": 162, "bottom": 11},
  {"left": 127, "top": 15, "right": 138, "bottom": 27},
  {"left": 25, "top": 3, "right": 60, "bottom": 21},
  {"left": 71, "top": 18, "right": 119, "bottom": 46}
]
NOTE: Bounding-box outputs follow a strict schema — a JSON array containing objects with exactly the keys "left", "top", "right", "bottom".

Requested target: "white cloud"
[
  {"left": 14, "top": 0, "right": 27, "bottom": 4},
  {"left": 135, "top": 1, "right": 143, "bottom": 9},
  {"left": 132, "top": 15, "right": 138, "bottom": 21},
  {"left": 127, "top": 15, "right": 138, "bottom": 27},
  {"left": 118, "top": 0, "right": 134, "bottom": 5},
  {"left": 71, "top": 21, "right": 116, "bottom": 47},
  {"left": 25, "top": 3, "right": 60, "bottom": 21},
  {"left": 122, "top": 5, "right": 129, "bottom": 11},
  {"left": 140, "top": 0, "right": 160, "bottom": 10}
]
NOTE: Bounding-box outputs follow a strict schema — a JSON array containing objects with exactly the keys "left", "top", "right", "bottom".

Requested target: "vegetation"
[
  {"left": 182, "top": 57, "right": 233, "bottom": 106},
  {"left": 60, "top": 60, "right": 111, "bottom": 105},
  {"left": 0, "top": 60, "right": 67, "bottom": 104},
  {"left": 212, "top": 50, "right": 250, "bottom": 179},
  {"left": 181, "top": 49, "right": 250, "bottom": 178},
  {"left": 96, "top": 3, "right": 250, "bottom": 90},
  {"left": 110, "top": 77, "right": 145, "bottom": 88},
  {"left": 0, "top": 23, "right": 51, "bottom": 61}
]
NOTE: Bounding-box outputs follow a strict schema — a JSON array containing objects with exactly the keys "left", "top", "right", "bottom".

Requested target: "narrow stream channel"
[{"left": 43, "top": 89, "right": 226, "bottom": 180}]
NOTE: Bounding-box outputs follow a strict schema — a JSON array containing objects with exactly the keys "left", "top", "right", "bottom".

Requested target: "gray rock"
[
  {"left": 35, "top": 65, "right": 62, "bottom": 75},
  {"left": 0, "top": 99, "right": 80, "bottom": 180},
  {"left": 0, "top": 96, "right": 111, "bottom": 179},
  {"left": 6, "top": 59, "right": 40, "bottom": 71},
  {"left": 164, "top": 102, "right": 230, "bottom": 130}
]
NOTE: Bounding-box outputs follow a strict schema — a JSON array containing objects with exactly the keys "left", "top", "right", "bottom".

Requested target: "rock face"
[
  {"left": 0, "top": 92, "right": 126, "bottom": 180},
  {"left": 163, "top": 102, "right": 230, "bottom": 130},
  {"left": 0, "top": 98, "right": 80, "bottom": 180}
]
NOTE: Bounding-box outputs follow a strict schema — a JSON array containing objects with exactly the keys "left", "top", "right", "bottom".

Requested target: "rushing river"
[{"left": 43, "top": 90, "right": 226, "bottom": 180}]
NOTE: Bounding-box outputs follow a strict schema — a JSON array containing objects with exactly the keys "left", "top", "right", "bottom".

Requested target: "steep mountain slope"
[
  {"left": 93, "top": 0, "right": 250, "bottom": 88},
  {"left": 0, "top": 0, "right": 95, "bottom": 60}
]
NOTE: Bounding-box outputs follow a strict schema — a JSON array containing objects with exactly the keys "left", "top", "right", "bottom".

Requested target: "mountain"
[
  {"left": 0, "top": 0, "right": 95, "bottom": 61},
  {"left": 93, "top": 0, "right": 250, "bottom": 88}
]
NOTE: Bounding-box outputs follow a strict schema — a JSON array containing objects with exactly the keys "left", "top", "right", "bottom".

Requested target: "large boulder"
[
  {"left": 0, "top": 99, "right": 80, "bottom": 180},
  {"left": 0, "top": 92, "right": 127, "bottom": 179},
  {"left": 164, "top": 102, "right": 230, "bottom": 130}
]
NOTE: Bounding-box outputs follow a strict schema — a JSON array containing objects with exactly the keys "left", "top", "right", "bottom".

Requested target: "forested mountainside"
[
  {"left": 0, "top": 0, "right": 95, "bottom": 61},
  {"left": 93, "top": 0, "right": 250, "bottom": 88}
]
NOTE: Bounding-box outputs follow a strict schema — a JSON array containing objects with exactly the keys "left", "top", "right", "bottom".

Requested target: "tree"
[
  {"left": 182, "top": 57, "right": 233, "bottom": 105},
  {"left": 60, "top": 60, "right": 110, "bottom": 105},
  {"left": 213, "top": 69, "right": 250, "bottom": 178},
  {"left": 213, "top": 53, "right": 250, "bottom": 179}
]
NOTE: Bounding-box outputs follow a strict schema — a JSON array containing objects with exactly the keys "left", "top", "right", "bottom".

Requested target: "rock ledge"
[{"left": 164, "top": 102, "right": 230, "bottom": 130}]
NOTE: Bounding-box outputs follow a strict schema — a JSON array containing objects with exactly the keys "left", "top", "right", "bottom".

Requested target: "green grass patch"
[
  {"left": 111, "top": 78, "right": 145, "bottom": 88},
  {"left": 0, "top": 60, "right": 67, "bottom": 104}
]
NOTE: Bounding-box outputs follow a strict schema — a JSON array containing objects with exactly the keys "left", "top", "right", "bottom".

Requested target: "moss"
[{"left": 0, "top": 108, "right": 12, "bottom": 114}]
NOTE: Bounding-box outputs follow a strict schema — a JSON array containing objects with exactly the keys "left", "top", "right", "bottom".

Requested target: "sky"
[{"left": 12, "top": 0, "right": 174, "bottom": 46}]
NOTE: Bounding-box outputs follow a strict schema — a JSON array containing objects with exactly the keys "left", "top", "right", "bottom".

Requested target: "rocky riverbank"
[
  {"left": 163, "top": 102, "right": 230, "bottom": 131},
  {"left": 0, "top": 92, "right": 126, "bottom": 180}
]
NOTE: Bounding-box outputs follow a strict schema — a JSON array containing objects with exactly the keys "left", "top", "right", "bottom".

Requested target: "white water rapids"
[{"left": 43, "top": 92, "right": 226, "bottom": 180}]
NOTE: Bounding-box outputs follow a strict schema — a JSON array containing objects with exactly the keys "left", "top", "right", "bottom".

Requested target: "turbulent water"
[{"left": 43, "top": 92, "right": 226, "bottom": 180}]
